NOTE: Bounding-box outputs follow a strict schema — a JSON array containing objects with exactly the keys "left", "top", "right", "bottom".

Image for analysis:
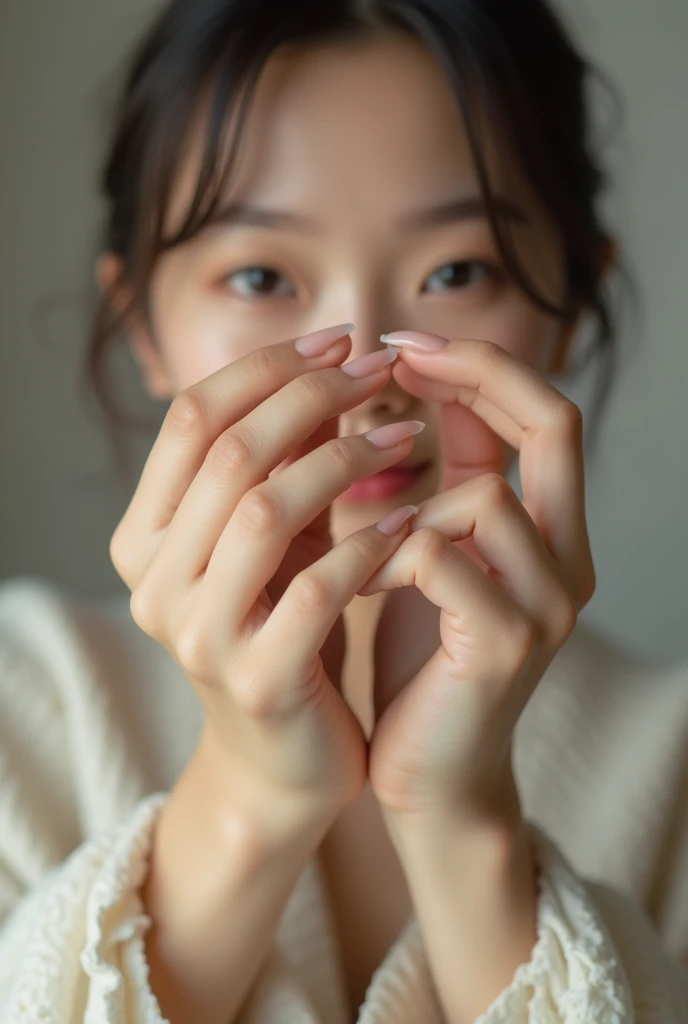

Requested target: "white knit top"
[{"left": 0, "top": 574, "right": 687, "bottom": 1023}]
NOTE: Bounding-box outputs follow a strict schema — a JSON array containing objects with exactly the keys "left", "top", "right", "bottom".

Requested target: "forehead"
[{"left": 171, "top": 32, "right": 537, "bottom": 227}]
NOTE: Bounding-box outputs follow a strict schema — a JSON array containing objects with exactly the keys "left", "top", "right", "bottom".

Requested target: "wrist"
[
  {"left": 380, "top": 758, "right": 524, "bottom": 850},
  {"left": 194, "top": 721, "right": 341, "bottom": 856},
  {"left": 381, "top": 801, "right": 538, "bottom": 1024},
  {"left": 383, "top": 803, "right": 530, "bottom": 884}
]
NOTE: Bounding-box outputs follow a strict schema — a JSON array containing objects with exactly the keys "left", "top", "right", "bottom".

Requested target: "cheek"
[
  {"left": 421, "top": 288, "right": 561, "bottom": 377},
  {"left": 485, "top": 302, "right": 561, "bottom": 375},
  {"left": 152, "top": 278, "right": 267, "bottom": 391}
]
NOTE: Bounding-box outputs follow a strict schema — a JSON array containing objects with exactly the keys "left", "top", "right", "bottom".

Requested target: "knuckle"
[
  {"left": 249, "top": 344, "right": 278, "bottom": 385},
  {"left": 109, "top": 522, "right": 131, "bottom": 581},
  {"left": 292, "top": 371, "right": 330, "bottom": 408},
  {"left": 477, "top": 338, "right": 505, "bottom": 366},
  {"left": 347, "top": 529, "right": 379, "bottom": 564},
  {"left": 129, "top": 583, "right": 163, "bottom": 639},
  {"left": 167, "top": 390, "right": 207, "bottom": 437},
  {"left": 554, "top": 398, "right": 584, "bottom": 438},
  {"left": 479, "top": 472, "right": 515, "bottom": 510},
  {"left": 206, "top": 431, "right": 253, "bottom": 478},
  {"left": 582, "top": 559, "right": 597, "bottom": 604},
  {"left": 232, "top": 672, "right": 273, "bottom": 717},
  {"left": 289, "top": 571, "right": 331, "bottom": 614},
  {"left": 235, "top": 488, "right": 283, "bottom": 537},
  {"left": 507, "top": 619, "right": 539, "bottom": 671},
  {"left": 551, "top": 592, "right": 578, "bottom": 642},
  {"left": 175, "top": 618, "right": 213, "bottom": 680},
  {"left": 325, "top": 437, "right": 357, "bottom": 474},
  {"left": 412, "top": 525, "right": 446, "bottom": 562}
]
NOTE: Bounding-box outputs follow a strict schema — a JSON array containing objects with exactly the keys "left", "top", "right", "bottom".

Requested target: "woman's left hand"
[{"left": 358, "top": 334, "right": 597, "bottom": 825}]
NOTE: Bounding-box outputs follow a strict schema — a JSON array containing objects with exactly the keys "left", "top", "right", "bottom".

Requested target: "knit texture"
[{"left": 0, "top": 574, "right": 687, "bottom": 1022}]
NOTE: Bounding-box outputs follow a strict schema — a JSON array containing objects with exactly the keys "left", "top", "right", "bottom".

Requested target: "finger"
[
  {"left": 360, "top": 526, "right": 524, "bottom": 680},
  {"left": 387, "top": 335, "right": 593, "bottom": 604},
  {"left": 362, "top": 476, "right": 577, "bottom": 644},
  {"left": 259, "top": 506, "right": 419, "bottom": 686},
  {"left": 392, "top": 355, "right": 517, "bottom": 442},
  {"left": 201, "top": 422, "right": 423, "bottom": 626},
  {"left": 269, "top": 414, "right": 340, "bottom": 543},
  {"left": 393, "top": 361, "right": 513, "bottom": 484},
  {"left": 150, "top": 352, "right": 400, "bottom": 606},
  {"left": 112, "top": 323, "right": 355, "bottom": 590}
]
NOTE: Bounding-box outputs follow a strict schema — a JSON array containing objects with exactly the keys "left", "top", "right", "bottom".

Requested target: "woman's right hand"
[{"left": 109, "top": 324, "right": 422, "bottom": 828}]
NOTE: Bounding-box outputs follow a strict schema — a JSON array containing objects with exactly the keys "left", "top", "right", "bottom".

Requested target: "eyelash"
[
  {"left": 420, "top": 260, "right": 502, "bottom": 294},
  {"left": 222, "top": 260, "right": 502, "bottom": 300},
  {"left": 223, "top": 266, "right": 297, "bottom": 299}
]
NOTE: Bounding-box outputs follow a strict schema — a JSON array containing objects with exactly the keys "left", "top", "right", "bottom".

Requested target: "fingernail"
[
  {"left": 295, "top": 322, "right": 355, "bottom": 357},
  {"left": 365, "top": 419, "right": 426, "bottom": 449},
  {"left": 375, "top": 504, "right": 419, "bottom": 536},
  {"left": 381, "top": 331, "right": 449, "bottom": 352},
  {"left": 341, "top": 346, "right": 398, "bottom": 378}
]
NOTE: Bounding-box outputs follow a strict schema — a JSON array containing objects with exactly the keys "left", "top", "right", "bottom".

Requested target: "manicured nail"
[
  {"left": 341, "top": 346, "right": 398, "bottom": 378},
  {"left": 365, "top": 419, "right": 426, "bottom": 449},
  {"left": 375, "top": 505, "right": 419, "bottom": 536},
  {"left": 381, "top": 331, "right": 449, "bottom": 352},
  {"left": 295, "top": 322, "right": 355, "bottom": 357}
]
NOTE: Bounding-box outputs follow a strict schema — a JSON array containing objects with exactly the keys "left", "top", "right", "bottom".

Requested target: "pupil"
[
  {"left": 441, "top": 263, "right": 467, "bottom": 285},
  {"left": 249, "top": 268, "right": 276, "bottom": 293}
]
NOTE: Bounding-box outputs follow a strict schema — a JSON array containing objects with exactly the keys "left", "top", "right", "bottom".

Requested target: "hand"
[
  {"left": 109, "top": 325, "right": 421, "bottom": 826},
  {"left": 359, "top": 334, "right": 596, "bottom": 825}
]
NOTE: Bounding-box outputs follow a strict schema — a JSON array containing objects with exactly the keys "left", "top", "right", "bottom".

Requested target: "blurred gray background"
[{"left": 0, "top": 0, "right": 686, "bottom": 661}]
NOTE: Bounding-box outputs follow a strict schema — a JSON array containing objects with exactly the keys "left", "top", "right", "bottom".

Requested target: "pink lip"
[{"left": 337, "top": 463, "right": 431, "bottom": 504}]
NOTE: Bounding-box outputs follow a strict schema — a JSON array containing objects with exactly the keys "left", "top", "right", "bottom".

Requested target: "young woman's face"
[{"left": 107, "top": 32, "right": 577, "bottom": 542}]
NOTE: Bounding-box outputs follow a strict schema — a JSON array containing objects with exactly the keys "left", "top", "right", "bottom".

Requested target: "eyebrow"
[
  {"left": 398, "top": 195, "right": 529, "bottom": 230},
  {"left": 205, "top": 193, "right": 529, "bottom": 234}
]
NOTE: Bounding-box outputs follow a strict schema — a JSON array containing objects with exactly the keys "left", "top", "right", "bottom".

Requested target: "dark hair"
[{"left": 83, "top": 0, "right": 638, "bottom": 486}]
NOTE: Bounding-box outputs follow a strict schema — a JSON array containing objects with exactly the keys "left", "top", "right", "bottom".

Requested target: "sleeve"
[
  {"left": 473, "top": 822, "right": 688, "bottom": 1024},
  {"left": 0, "top": 616, "right": 172, "bottom": 1023}
]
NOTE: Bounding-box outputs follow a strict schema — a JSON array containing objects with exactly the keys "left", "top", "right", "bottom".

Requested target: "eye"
[
  {"left": 421, "top": 260, "right": 500, "bottom": 294},
  {"left": 224, "top": 266, "right": 296, "bottom": 299}
]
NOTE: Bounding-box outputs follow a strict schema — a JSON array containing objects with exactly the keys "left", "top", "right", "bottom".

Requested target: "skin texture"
[
  {"left": 99, "top": 31, "right": 587, "bottom": 541},
  {"left": 100, "top": 29, "right": 600, "bottom": 723},
  {"left": 100, "top": 29, "right": 614, "bottom": 1023}
]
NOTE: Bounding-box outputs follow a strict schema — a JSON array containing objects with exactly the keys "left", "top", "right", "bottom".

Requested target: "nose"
[{"left": 344, "top": 312, "right": 418, "bottom": 420}]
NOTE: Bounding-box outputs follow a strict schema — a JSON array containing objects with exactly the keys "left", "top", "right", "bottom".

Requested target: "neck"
[{"left": 342, "top": 592, "right": 386, "bottom": 739}]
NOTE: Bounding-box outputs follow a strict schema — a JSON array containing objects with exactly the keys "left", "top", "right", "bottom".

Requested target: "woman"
[{"left": 1, "top": 0, "right": 687, "bottom": 1021}]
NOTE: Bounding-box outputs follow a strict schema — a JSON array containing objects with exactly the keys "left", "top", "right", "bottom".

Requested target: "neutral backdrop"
[{"left": 1, "top": 0, "right": 686, "bottom": 661}]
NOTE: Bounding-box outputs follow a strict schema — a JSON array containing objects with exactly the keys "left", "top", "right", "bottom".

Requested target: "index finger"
[
  {"left": 385, "top": 334, "right": 592, "bottom": 601},
  {"left": 129, "top": 323, "right": 355, "bottom": 536}
]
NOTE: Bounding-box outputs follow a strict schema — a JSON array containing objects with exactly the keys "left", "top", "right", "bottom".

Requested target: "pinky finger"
[{"left": 261, "top": 505, "right": 419, "bottom": 680}]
